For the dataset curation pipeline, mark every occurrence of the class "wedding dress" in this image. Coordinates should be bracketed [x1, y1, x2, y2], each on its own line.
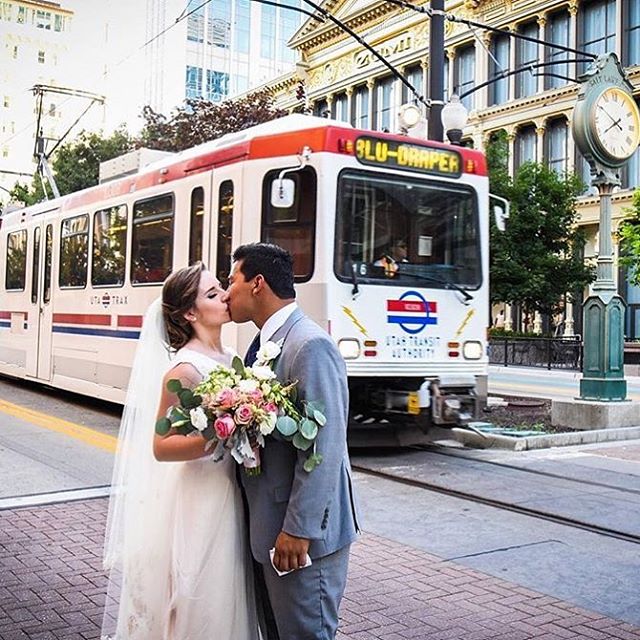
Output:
[102, 300, 259, 639]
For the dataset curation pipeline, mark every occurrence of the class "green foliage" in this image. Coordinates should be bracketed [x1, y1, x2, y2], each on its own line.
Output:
[487, 146, 595, 316]
[138, 89, 288, 152]
[10, 127, 134, 206]
[618, 188, 640, 287]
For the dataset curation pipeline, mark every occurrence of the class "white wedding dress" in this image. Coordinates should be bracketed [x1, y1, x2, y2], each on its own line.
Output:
[102, 302, 260, 640]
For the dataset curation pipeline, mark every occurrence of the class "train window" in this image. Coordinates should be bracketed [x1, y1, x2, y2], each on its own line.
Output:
[44, 224, 52, 303]
[189, 187, 204, 265]
[131, 193, 174, 285]
[216, 181, 233, 286]
[92, 204, 127, 287]
[261, 167, 317, 282]
[31, 227, 41, 303]
[5, 229, 27, 291]
[59, 214, 89, 288]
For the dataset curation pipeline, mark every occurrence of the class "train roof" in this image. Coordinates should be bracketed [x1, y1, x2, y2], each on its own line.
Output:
[2, 114, 487, 223]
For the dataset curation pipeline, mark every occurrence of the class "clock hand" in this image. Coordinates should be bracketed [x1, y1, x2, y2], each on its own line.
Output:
[597, 104, 619, 126]
[604, 118, 623, 133]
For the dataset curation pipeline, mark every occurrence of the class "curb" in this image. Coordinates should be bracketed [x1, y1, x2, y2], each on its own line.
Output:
[449, 425, 640, 451]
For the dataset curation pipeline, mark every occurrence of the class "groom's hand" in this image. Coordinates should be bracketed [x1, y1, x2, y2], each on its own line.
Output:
[273, 531, 310, 572]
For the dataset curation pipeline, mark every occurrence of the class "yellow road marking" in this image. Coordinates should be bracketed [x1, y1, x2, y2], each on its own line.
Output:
[0, 398, 117, 453]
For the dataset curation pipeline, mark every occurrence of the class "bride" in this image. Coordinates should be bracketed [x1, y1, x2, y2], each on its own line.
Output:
[101, 262, 260, 639]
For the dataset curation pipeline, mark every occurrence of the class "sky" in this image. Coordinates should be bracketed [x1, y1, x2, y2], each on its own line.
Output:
[63, 0, 150, 134]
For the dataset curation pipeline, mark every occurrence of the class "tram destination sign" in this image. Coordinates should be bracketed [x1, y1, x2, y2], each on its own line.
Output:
[354, 136, 462, 177]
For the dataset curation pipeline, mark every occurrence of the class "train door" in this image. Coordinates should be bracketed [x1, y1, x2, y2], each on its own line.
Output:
[34, 220, 54, 381]
[210, 167, 243, 350]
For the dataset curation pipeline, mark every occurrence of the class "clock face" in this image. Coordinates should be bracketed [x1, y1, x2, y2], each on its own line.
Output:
[592, 87, 640, 162]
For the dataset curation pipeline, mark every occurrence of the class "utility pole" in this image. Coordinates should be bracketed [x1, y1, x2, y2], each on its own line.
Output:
[428, 0, 445, 141]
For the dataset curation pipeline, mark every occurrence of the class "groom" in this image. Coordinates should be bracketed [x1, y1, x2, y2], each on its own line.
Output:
[224, 242, 360, 640]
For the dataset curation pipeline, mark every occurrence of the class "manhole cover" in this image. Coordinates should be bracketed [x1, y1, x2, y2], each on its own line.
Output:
[507, 399, 546, 408]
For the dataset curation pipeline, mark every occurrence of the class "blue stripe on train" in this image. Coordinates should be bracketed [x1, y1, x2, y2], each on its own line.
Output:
[0, 321, 28, 329]
[52, 326, 140, 339]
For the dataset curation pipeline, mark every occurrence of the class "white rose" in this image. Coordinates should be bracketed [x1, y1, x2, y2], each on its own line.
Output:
[189, 407, 209, 432]
[256, 341, 281, 364]
[238, 379, 259, 394]
[259, 412, 277, 435]
[251, 365, 277, 381]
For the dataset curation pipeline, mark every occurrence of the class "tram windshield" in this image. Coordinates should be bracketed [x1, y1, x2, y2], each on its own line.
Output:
[335, 170, 481, 289]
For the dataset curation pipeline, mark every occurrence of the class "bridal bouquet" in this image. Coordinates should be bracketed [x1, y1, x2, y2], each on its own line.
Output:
[155, 341, 326, 474]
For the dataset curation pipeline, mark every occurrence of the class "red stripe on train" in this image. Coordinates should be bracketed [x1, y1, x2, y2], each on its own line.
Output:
[0, 311, 28, 320]
[117, 315, 143, 328]
[52, 313, 111, 326]
[386, 300, 437, 313]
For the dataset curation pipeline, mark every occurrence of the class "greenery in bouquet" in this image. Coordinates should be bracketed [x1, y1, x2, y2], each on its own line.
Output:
[155, 341, 326, 473]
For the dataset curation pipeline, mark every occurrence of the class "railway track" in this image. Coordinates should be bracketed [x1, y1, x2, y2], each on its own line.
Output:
[352, 451, 640, 546]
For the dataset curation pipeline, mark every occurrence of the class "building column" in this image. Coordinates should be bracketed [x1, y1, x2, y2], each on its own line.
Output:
[504, 303, 513, 331]
[507, 129, 516, 176]
[564, 299, 575, 336]
[326, 93, 334, 118]
[367, 78, 375, 129]
[568, 1, 578, 81]
[536, 123, 546, 164]
[508, 23, 517, 100]
[534, 311, 543, 334]
[475, 32, 492, 110]
[537, 15, 547, 93]
[445, 46, 456, 98]
[345, 86, 353, 125]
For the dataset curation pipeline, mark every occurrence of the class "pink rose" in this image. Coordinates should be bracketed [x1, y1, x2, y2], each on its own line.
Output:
[216, 387, 237, 409]
[264, 402, 278, 414]
[235, 403, 254, 425]
[214, 414, 236, 439]
[249, 389, 264, 404]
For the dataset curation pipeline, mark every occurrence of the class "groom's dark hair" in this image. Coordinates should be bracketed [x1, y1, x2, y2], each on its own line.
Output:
[233, 243, 296, 299]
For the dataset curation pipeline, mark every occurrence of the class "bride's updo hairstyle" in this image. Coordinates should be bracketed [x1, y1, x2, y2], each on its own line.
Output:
[162, 262, 206, 350]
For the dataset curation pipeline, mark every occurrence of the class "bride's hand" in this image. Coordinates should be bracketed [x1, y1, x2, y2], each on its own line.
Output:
[272, 531, 310, 572]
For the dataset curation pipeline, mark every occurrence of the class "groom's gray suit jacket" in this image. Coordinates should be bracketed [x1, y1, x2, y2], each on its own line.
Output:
[241, 308, 360, 564]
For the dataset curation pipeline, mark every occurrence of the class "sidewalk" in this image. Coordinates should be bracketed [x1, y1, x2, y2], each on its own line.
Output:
[1, 497, 638, 640]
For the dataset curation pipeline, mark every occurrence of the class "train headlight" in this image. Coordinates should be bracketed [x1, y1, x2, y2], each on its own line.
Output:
[338, 338, 360, 359]
[463, 340, 483, 360]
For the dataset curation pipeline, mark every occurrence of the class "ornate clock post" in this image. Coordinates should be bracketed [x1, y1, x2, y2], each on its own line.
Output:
[572, 53, 640, 401]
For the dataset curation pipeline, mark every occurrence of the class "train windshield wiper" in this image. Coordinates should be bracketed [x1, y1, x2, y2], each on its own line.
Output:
[396, 269, 474, 302]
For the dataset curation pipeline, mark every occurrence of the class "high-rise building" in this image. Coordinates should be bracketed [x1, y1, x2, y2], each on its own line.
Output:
[142, 0, 304, 117]
[0, 0, 105, 198]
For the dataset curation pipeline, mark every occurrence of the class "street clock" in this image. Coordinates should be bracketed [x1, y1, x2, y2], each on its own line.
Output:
[572, 53, 640, 170]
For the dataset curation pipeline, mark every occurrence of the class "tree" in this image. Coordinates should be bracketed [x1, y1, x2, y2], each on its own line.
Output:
[617, 188, 640, 287]
[487, 148, 595, 318]
[138, 89, 288, 152]
[10, 126, 134, 205]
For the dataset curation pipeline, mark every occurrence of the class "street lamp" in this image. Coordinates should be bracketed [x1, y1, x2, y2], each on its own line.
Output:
[441, 94, 468, 145]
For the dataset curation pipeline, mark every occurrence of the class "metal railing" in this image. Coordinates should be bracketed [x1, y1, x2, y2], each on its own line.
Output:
[488, 336, 583, 370]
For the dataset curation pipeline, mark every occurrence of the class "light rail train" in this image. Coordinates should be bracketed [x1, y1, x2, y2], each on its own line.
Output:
[0, 114, 500, 436]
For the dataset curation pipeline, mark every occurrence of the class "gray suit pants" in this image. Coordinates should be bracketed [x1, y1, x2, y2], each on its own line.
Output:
[261, 544, 351, 640]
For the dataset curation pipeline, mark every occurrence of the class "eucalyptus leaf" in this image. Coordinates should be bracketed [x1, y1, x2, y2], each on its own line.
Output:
[178, 389, 194, 406]
[231, 355, 245, 376]
[276, 415, 298, 436]
[303, 454, 323, 472]
[299, 418, 318, 440]
[155, 417, 171, 436]
[313, 410, 326, 426]
[176, 424, 192, 435]
[292, 431, 314, 451]
[167, 378, 182, 394]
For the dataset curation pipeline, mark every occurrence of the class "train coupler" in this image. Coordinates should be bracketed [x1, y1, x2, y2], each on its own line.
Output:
[430, 375, 478, 426]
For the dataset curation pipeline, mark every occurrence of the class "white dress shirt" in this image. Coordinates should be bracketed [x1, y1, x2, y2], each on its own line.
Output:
[260, 302, 298, 345]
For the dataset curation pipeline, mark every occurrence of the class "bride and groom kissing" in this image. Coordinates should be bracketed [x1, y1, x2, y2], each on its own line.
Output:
[102, 242, 361, 639]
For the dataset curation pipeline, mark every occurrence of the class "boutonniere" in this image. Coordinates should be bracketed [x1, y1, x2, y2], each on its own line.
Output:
[255, 339, 284, 365]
